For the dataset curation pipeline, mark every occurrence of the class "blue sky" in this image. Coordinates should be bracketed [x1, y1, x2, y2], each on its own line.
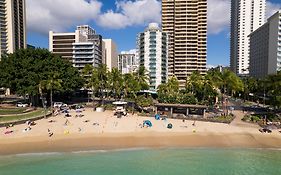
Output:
[27, 0, 281, 67]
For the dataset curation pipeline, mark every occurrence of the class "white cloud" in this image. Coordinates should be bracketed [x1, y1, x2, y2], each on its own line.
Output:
[26, 0, 281, 36]
[97, 10, 130, 29]
[26, 0, 102, 34]
[207, 0, 230, 34]
[121, 49, 137, 54]
[97, 0, 161, 29]
[266, 2, 281, 18]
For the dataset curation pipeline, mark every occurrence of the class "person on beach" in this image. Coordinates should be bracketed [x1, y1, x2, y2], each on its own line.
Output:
[47, 129, 53, 137]
[192, 121, 196, 126]
[64, 119, 70, 126]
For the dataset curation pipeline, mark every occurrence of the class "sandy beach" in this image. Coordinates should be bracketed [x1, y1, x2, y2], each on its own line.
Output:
[1, 108, 281, 155]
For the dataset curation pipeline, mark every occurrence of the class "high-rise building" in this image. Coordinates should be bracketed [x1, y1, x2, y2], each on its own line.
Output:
[249, 10, 281, 78]
[137, 23, 168, 91]
[0, 0, 26, 59]
[118, 51, 138, 74]
[162, 0, 207, 87]
[49, 25, 103, 71]
[230, 0, 266, 75]
[102, 39, 118, 71]
[49, 31, 78, 61]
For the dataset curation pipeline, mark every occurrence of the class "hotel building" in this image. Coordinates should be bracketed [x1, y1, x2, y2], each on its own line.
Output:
[137, 23, 168, 91]
[249, 10, 281, 78]
[162, 0, 207, 87]
[102, 39, 118, 71]
[230, 0, 266, 75]
[0, 0, 26, 59]
[49, 25, 102, 71]
[118, 51, 138, 74]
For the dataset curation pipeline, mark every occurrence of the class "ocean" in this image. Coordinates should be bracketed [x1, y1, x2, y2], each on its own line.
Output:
[0, 148, 280, 175]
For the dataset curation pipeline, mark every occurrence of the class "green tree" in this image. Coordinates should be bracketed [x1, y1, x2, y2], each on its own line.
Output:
[109, 68, 124, 99]
[219, 69, 244, 95]
[157, 76, 181, 104]
[0, 48, 83, 106]
[134, 66, 149, 90]
[82, 65, 98, 104]
[242, 77, 258, 101]
[40, 73, 62, 114]
[263, 72, 281, 109]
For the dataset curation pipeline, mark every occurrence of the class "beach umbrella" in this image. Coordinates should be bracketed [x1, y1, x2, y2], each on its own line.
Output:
[155, 114, 161, 120]
[143, 120, 152, 127]
[167, 123, 173, 129]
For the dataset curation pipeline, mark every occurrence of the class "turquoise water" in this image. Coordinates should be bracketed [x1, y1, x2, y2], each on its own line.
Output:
[0, 148, 281, 175]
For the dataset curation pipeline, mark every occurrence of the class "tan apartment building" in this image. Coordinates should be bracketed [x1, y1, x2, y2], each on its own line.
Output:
[49, 31, 79, 61]
[162, 0, 207, 87]
[0, 0, 26, 59]
[102, 39, 118, 71]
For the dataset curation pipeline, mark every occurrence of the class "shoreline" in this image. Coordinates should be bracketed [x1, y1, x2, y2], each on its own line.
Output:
[1, 132, 281, 155]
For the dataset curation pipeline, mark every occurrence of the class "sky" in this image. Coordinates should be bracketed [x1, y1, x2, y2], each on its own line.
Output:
[26, 0, 281, 67]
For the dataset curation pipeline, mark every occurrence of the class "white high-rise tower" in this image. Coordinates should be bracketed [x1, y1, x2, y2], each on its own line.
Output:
[137, 23, 169, 91]
[230, 0, 266, 75]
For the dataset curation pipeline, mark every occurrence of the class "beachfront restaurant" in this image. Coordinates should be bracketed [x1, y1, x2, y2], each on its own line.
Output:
[155, 103, 207, 118]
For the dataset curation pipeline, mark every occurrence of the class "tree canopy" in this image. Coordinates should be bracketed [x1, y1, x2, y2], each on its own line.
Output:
[0, 48, 84, 99]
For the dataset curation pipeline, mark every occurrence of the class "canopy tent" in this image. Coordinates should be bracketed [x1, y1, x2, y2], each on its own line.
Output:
[155, 114, 160, 120]
[167, 123, 173, 129]
[143, 120, 152, 127]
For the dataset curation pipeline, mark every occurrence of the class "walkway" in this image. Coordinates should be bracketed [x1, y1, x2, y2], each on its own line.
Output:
[230, 109, 259, 129]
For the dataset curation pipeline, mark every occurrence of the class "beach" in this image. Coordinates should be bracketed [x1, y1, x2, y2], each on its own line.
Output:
[1, 108, 281, 155]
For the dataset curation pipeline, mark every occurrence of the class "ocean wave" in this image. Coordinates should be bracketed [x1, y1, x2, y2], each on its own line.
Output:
[72, 147, 149, 154]
[14, 152, 62, 157]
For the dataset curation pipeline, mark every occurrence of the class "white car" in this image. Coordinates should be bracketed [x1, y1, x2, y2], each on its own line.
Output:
[53, 102, 67, 108]
[16, 102, 28, 107]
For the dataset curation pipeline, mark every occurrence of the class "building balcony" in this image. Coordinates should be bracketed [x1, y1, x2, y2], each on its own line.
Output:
[73, 51, 94, 54]
[73, 46, 94, 50]
[73, 55, 94, 58]
[73, 60, 94, 64]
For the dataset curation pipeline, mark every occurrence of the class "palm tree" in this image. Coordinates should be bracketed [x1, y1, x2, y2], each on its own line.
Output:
[185, 71, 205, 102]
[82, 64, 94, 102]
[82, 65, 99, 107]
[110, 68, 124, 99]
[242, 77, 258, 101]
[218, 69, 243, 115]
[263, 72, 281, 109]
[135, 66, 149, 90]
[41, 73, 62, 115]
[96, 64, 109, 105]
[157, 76, 180, 103]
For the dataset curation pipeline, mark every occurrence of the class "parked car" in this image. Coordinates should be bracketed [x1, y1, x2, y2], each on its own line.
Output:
[16, 102, 28, 108]
[259, 128, 272, 133]
[53, 102, 67, 108]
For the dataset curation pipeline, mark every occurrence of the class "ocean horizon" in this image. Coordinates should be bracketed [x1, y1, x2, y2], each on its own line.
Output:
[0, 148, 281, 175]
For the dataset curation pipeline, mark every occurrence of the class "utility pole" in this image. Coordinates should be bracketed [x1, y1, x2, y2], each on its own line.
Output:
[263, 85, 265, 107]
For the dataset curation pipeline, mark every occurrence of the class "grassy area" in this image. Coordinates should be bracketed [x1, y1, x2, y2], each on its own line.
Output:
[0, 108, 48, 123]
[242, 101, 255, 107]
[242, 113, 281, 123]
[0, 108, 27, 115]
[209, 115, 235, 123]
